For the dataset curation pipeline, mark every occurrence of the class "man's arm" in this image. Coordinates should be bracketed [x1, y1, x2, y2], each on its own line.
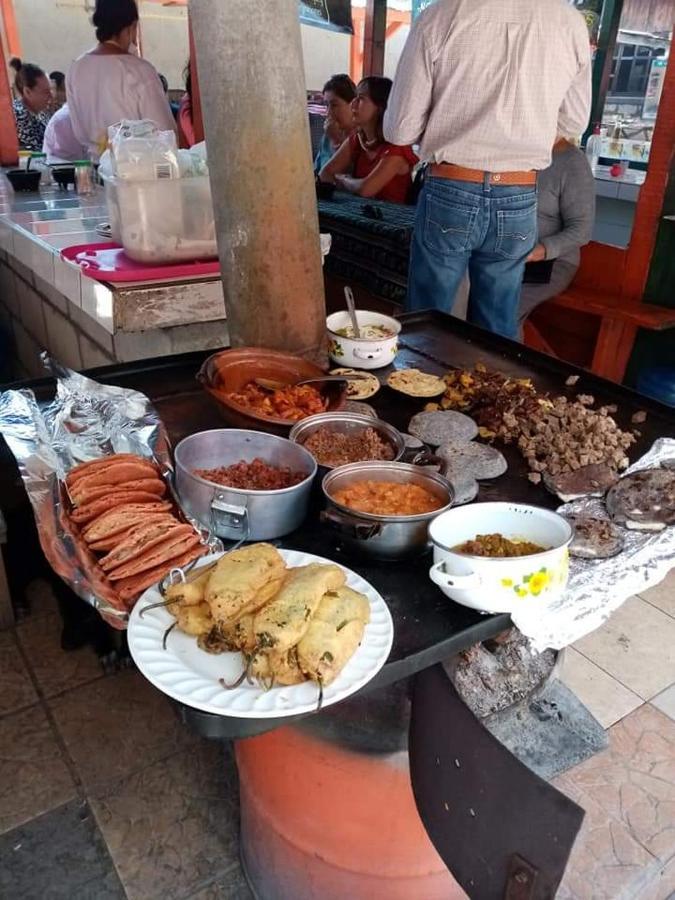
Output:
[557, 19, 592, 138]
[383, 18, 433, 147]
[541, 153, 596, 260]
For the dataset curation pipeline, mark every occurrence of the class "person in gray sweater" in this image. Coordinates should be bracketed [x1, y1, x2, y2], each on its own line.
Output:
[519, 138, 595, 325]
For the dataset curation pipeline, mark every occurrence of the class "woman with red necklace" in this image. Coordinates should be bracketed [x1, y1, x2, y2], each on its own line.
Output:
[319, 76, 418, 205]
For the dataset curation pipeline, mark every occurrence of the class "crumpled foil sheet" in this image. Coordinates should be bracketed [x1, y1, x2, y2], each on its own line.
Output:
[0, 360, 220, 629]
[512, 437, 675, 652]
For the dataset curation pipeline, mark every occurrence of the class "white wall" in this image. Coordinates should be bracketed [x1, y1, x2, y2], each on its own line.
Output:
[300, 24, 351, 91]
[384, 25, 409, 79]
[12, 0, 188, 89]
[139, 3, 189, 88]
[10, 3, 403, 94]
[13, 0, 92, 78]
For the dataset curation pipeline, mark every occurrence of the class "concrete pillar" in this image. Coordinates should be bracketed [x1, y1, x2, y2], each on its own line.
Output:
[190, 0, 326, 357]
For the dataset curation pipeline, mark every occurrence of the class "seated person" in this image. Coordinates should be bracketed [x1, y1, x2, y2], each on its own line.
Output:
[43, 103, 87, 163]
[519, 137, 595, 326]
[314, 73, 356, 172]
[13, 63, 53, 151]
[319, 76, 418, 204]
[178, 60, 196, 148]
[50, 70, 67, 110]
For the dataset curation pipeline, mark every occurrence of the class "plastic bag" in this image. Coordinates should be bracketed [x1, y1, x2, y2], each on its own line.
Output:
[108, 119, 180, 182]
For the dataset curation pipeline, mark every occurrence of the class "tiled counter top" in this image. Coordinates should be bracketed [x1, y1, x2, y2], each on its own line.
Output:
[591, 166, 646, 249]
[593, 165, 646, 204]
[0, 178, 228, 378]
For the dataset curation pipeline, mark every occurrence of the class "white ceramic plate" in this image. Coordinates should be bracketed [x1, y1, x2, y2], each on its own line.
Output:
[127, 549, 394, 718]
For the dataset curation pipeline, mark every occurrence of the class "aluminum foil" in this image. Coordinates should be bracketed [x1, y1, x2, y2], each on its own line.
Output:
[512, 438, 675, 652]
[0, 359, 221, 629]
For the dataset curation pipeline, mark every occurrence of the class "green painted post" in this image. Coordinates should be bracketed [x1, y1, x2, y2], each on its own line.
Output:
[584, 0, 624, 144]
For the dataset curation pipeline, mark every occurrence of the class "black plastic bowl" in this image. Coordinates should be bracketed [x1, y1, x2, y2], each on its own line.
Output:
[7, 169, 41, 192]
[51, 166, 76, 190]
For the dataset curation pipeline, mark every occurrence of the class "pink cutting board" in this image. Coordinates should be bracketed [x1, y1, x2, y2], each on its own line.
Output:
[61, 243, 220, 283]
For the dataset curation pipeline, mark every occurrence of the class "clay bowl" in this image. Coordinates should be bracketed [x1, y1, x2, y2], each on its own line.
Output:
[197, 347, 348, 435]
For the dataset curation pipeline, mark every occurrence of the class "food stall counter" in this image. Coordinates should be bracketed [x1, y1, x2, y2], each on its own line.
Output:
[0, 176, 228, 379]
[2, 310, 674, 900]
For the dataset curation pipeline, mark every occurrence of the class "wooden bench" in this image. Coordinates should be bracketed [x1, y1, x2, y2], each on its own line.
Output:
[523, 242, 675, 382]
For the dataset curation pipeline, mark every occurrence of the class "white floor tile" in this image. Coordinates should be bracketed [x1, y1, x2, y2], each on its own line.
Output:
[558, 647, 643, 728]
[640, 568, 675, 619]
[574, 596, 675, 701]
[651, 684, 675, 723]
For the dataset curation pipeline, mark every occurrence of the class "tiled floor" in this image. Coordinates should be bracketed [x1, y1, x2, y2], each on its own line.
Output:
[0, 571, 674, 899]
[0, 588, 251, 900]
[555, 569, 675, 899]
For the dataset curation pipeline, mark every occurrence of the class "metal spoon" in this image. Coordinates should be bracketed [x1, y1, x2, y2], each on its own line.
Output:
[254, 375, 362, 392]
[344, 286, 361, 338]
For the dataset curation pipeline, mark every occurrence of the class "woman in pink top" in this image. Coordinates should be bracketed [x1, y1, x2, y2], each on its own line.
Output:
[66, 0, 175, 162]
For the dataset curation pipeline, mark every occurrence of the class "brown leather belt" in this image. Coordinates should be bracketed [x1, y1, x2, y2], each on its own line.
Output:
[430, 162, 537, 186]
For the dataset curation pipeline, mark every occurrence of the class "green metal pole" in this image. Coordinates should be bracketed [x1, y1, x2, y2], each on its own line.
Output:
[584, 0, 624, 144]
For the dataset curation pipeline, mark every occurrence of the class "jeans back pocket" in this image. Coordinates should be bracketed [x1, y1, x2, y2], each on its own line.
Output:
[423, 191, 478, 259]
[495, 203, 537, 260]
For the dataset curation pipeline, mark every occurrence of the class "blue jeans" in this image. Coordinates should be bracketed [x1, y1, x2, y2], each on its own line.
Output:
[407, 177, 537, 339]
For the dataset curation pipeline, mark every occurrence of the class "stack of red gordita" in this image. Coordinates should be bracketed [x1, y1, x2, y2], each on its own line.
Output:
[65, 453, 205, 604]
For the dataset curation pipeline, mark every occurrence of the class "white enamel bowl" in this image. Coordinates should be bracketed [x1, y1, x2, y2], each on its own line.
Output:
[326, 310, 401, 370]
[428, 502, 572, 614]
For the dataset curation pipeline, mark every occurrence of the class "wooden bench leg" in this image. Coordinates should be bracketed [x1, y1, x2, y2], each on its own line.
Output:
[591, 317, 637, 382]
[523, 320, 558, 357]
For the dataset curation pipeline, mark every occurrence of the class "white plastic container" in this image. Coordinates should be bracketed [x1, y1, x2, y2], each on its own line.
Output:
[103, 174, 218, 264]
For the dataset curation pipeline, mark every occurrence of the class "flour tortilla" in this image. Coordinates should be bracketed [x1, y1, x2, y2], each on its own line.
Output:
[409, 411, 478, 447]
[387, 369, 446, 398]
[330, 369, 380, 400]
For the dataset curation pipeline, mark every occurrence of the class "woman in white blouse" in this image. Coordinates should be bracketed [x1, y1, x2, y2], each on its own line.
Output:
[66, 0, 175, 162]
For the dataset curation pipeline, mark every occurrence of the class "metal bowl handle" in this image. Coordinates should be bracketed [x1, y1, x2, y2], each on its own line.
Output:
[429, 560, 482, 591]
[404, 448, 455, 482]
[321, 507, 382, 541]
[353, 346, 385, 360]
[211, 495, 249, 535]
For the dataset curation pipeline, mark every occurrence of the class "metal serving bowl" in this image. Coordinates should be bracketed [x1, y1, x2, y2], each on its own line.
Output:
[322, 461, 454, 560]
[289, 411, 406, 471]
[174, 429, 317, 541]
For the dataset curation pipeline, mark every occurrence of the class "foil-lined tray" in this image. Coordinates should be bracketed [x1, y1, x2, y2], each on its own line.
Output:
[0, 360, 221, 628]
[512, 438, 675, 652]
